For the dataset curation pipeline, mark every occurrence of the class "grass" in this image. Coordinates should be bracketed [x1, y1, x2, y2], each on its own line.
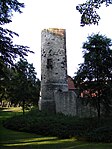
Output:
[0, 107, 112, 149]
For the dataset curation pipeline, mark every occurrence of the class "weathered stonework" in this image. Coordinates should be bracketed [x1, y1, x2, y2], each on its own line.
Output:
[55, 91, 77, 115]
[39, 28, 98, 117]
[40, 28, 68, 113]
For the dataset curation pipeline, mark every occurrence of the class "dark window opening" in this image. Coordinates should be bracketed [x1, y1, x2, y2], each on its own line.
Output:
[47, 42, 50, 45]
[47, 58, 53, 69]
[58, 89, 62, 92]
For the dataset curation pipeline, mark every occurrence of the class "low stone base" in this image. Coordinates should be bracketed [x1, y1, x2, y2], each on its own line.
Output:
[38, 99, 56, 113]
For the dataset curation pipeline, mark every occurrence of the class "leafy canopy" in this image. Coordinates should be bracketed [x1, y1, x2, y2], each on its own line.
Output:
[0, 0, 34, 100]
[76, 0, 112, 26]
[0, 0, 24, 25]
[74, 33, 112, 117]
[0, 0, 34, 78]
[6, 59, 40, 112]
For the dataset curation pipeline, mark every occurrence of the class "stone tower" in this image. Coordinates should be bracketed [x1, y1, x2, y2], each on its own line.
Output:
[40, 28, 68, 113]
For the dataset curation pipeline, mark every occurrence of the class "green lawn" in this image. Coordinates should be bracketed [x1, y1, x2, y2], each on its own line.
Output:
[0, 107, 112, 149]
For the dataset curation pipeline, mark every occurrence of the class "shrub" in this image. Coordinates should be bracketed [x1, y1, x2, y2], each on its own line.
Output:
[3, 109, 112, 142]
[85, 126, 112, 142]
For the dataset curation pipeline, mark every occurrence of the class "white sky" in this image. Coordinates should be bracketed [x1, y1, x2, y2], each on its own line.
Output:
[5, 0, 112, 79]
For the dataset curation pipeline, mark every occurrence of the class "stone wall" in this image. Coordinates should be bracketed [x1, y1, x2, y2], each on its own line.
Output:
[55, 91, 77, 116]
[54, 90, 97, 117]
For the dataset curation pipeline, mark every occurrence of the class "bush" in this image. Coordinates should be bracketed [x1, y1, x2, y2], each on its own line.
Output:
[3, 109, 112, 142]
[85, 126, 112, 142]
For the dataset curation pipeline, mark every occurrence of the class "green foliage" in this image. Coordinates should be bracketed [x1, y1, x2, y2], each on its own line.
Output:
[0, 0, 24, 25]
[86, 126, 112, 142]
[76, 0, 112, 26]
[3, 109, 112, 142]
[1, 108, 112, 149]
[0, 27, 33, 82]
[0, 1, 39, 110]
[74, 33, 112, 118]
[6, 59, 40, 113]
[0, 0, 34, 100]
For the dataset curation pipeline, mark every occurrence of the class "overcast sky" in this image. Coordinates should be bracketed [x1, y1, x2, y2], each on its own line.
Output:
[5, 0, 112, 79]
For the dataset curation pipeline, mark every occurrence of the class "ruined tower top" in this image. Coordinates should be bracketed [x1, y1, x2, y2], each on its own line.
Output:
[45, 28, 65, 36]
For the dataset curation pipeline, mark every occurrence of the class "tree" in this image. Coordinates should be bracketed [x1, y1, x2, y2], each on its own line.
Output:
[0, 0, 25, 25]
[8, 59, 40, 114]
[0, 65, 11, 106]
[0, 0, 34, 97]
[76, 0, 112, 26]
[0, 0, 33, 71]
[74, 33, 112, 118]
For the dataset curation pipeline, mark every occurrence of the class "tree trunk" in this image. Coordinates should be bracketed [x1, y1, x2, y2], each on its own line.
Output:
[22, 99, 25, 115]
[97, 98, 101, 118]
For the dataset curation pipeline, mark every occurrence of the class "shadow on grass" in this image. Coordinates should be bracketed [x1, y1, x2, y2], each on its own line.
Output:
[0, 107, 112, 149]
